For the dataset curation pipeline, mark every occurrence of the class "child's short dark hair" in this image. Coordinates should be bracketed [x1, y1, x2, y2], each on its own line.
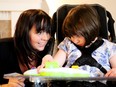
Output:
[62, 4, 100, 45]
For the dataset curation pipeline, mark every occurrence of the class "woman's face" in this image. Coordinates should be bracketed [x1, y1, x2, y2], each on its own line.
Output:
[29, 25, 51, 51]
[70, 35, 86, 47]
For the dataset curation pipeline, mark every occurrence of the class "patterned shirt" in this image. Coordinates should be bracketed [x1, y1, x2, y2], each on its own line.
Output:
[58, 37, 116, 77]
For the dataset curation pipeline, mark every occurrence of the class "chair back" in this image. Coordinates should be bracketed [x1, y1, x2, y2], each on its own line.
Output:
[52, 4, 116, 44]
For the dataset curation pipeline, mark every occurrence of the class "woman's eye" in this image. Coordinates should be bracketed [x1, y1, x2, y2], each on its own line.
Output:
[38, 31, 43, 35]
[38, 32, 41, 35]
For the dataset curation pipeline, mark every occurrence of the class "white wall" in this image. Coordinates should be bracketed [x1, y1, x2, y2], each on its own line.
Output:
[45, 0, 116, 34]
[0, 0, 42, 36]
[0, 0, 116, 35]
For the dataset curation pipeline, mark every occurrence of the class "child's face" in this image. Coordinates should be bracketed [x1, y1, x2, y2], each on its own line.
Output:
[70, 35, 86, 47]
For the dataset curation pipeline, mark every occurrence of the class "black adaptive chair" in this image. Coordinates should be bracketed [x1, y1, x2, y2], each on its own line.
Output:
[52, 4, 116, 45]
[52, 4, 116, 87]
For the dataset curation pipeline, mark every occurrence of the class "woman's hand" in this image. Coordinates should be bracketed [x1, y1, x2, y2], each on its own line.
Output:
[2, 77, 25, 87]
[37, 54, 53, 72]
[105, 68, 116, 77]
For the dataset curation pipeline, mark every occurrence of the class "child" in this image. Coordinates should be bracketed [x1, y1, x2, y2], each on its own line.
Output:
[38, 4, 116, 87]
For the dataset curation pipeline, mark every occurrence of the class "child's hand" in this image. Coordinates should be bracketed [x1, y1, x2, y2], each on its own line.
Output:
[105, 68, 116, 77]
[45, 61, 59, 69]
[37, 54, 54, 73]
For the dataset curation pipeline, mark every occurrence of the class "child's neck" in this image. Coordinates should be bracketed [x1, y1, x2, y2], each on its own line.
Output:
[85, 37, 98, 48]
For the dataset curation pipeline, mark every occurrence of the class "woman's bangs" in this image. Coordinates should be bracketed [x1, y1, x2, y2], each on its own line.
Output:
[34, 15, 51, 34]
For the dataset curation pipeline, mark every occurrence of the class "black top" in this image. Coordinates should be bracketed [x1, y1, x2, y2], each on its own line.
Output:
[0, 38, 22, 84]
[0, 37, 54, 86]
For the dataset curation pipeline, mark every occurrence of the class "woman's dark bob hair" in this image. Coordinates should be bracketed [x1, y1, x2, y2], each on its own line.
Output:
[14, 9, 53, 67]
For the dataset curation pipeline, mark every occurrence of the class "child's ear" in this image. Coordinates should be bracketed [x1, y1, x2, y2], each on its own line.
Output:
[75, 39, 80, 45]
[77, 40, 80, 44]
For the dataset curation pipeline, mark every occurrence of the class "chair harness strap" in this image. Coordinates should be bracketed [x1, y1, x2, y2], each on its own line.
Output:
[70, 38, 107, 74]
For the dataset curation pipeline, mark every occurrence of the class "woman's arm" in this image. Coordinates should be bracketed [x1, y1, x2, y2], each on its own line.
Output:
[1, 77, 25, 87]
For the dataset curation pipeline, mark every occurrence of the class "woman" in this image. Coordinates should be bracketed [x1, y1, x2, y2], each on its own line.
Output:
[0, 9, 54, 87]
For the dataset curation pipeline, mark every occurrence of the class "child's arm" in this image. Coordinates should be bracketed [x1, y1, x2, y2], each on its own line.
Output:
[105, 55, 116, 77]
[37, 49, 66, 72]
[53, 49, 67, 67]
